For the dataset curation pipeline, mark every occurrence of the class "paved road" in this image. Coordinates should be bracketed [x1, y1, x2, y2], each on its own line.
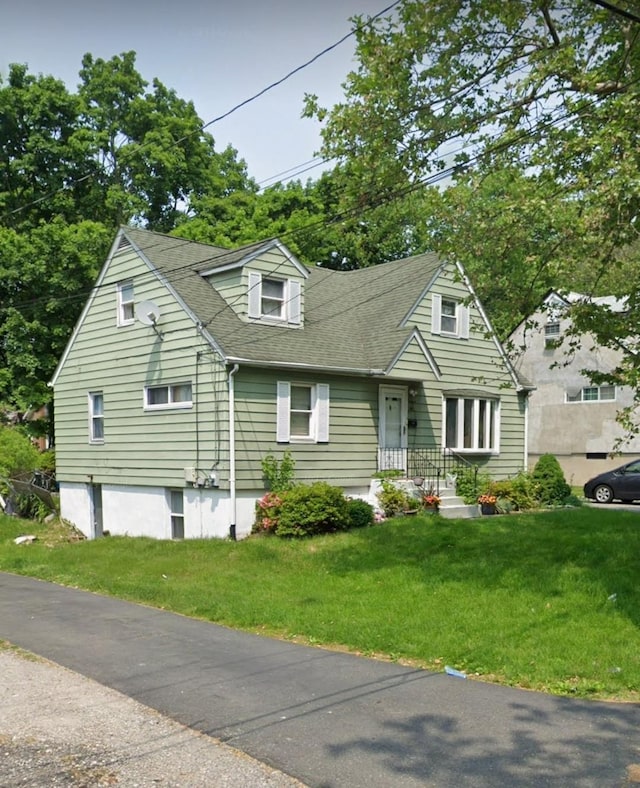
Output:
[1, 572, 639, 787]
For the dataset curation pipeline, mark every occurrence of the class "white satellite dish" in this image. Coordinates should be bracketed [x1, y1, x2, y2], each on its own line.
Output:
[134, 300, 161, 326]
[134, 300, 163, 339]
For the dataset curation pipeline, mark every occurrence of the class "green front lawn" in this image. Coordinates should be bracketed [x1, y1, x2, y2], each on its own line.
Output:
[1, 508, 639, 700]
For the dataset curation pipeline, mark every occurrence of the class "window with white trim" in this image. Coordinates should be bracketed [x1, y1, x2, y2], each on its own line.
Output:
[441, 299, 458, 334]
[566, 385, 616, 403]
[544, 321, 561, 347]
[277, 381, 329, 443]
[88, 391, 104, 443]
[261, 278, 285, 318]
[117, 280, 135, 325]
[248, 272, 301, 324]
[144, 382, 192, 410]
[169, 490, 184, 539]
[431, 294, 469, 339]
[444, 396, 498, 452]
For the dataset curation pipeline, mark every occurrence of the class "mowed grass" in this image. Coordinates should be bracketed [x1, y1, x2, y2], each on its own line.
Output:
[1, 507, 639, 700]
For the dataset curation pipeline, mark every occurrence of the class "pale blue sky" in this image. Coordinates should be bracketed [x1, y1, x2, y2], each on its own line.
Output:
[1, 0, 388, 184]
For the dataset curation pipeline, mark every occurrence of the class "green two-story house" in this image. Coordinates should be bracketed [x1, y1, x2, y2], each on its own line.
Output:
[51, 227, 530, 539]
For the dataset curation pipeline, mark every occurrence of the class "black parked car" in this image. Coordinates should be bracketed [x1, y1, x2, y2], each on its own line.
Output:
[583, 459, 640, 503]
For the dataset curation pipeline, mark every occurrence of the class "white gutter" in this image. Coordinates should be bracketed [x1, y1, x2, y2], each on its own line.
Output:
[228, 364, 240, 540]
[225, 357, 385, 376]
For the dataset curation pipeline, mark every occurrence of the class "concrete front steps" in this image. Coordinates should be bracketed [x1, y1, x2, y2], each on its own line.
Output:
[367, 479, 481, 519]
[437, 488, 481, 519]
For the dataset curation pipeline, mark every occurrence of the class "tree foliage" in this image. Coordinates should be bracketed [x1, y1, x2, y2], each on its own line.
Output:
[307, 0, 640, 341]
[0, 53, 255, 414]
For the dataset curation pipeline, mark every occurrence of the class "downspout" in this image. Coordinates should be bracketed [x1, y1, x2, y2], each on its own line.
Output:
[228, 364, 240, 540]
[524, 391, 530, 471]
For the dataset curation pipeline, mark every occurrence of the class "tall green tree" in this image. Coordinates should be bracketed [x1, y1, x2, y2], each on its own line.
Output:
[306, 0, 640, 337]
[177, 167, 432, 270]
[0, 53, 256, 415]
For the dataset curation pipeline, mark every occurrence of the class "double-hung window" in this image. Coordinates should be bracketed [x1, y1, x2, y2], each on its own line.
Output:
[88, 391, 104, 443]
[277, 382, 329, 443]
[248, 272, 301, 324]
[261, 278, 285, 318]
[441, 299, 458, 334]
[444, 396, 498, 452]
[544, 321, 561, 347]
[144, 382, 192, 410]
[431, 294, 469, 338]
[117, 280, 135, 325]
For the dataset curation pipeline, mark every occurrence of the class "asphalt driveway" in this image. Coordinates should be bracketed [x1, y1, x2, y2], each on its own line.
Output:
[1, 572, 639, 787]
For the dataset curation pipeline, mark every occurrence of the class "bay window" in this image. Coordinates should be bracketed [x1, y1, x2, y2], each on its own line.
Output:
[444, 396, 498, 452]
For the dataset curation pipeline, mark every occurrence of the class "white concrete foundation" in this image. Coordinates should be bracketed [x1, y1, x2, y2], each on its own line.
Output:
[59, 482, 258, 540]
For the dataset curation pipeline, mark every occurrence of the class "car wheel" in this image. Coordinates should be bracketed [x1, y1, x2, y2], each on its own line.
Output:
[593, 484, 614, 503]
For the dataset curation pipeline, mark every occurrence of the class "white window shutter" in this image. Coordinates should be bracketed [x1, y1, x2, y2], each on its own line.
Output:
[315, 384, 330, 443]
[288, 280, 301, 324]
[248, 271, 261, 318]
[431, 294, 441, 335]
[276, 381, 290, 442]
[459, 305, 470, 339]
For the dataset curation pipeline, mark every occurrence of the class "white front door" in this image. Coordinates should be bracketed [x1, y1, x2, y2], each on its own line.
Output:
[379, 385, 408, 471]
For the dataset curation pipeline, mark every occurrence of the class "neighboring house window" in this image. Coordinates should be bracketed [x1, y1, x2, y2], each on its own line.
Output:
[117, 280, 135, 325]
[431, 294, 469, 338]
[248, 271, 301, 324]
[169, 490, 184, 539]
[566, 385, 616, 403]
[277, 381, 329, 443]
[88, 392, 104, 443]
[544, 321, 561, 347]
[144, 382, 192, 409]
[444, 396, 498, 452]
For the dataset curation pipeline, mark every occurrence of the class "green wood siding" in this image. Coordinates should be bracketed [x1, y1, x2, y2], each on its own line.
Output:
[389, 264, 526, 478]
[55, 245, 525, 496]
[204, 249, 307, 323]
[234, 368, 379, 488]
[204, 269, 244, 315]
[54, 247, 230, 487]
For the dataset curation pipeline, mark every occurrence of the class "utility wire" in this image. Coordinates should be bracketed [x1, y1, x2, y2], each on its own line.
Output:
[1, 79, 628, 323]
[586, 0, 640, 25]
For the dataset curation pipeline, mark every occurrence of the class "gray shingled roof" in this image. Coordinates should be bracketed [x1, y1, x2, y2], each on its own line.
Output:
[124, 227, 443, 373]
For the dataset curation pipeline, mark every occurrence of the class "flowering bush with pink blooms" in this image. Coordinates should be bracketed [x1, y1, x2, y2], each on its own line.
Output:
[253, 491, 285, 534]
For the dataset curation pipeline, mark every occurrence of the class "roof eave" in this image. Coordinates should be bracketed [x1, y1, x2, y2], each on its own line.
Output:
[225, 357, 385, 376]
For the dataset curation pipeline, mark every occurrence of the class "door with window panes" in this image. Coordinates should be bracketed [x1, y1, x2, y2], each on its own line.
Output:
[378, 385, 408, 470]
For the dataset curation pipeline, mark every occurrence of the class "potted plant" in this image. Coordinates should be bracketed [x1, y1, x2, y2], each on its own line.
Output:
[478, 493, 497, 515]
[422, 493, 441, 513]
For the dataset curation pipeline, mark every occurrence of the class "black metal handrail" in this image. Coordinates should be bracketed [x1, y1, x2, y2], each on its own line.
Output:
[378, 447, 479, 495]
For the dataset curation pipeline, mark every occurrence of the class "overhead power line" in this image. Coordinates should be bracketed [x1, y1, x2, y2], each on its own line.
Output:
[587, 0, 640, 25]
[3, 80, 622, 326]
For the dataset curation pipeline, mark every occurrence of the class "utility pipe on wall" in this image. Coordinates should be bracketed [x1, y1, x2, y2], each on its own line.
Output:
[228, 364, 239, 540]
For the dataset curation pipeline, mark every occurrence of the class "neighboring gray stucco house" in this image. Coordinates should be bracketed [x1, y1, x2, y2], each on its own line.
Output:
[51, 227, 529, 539]
[509, 290, 640, 485]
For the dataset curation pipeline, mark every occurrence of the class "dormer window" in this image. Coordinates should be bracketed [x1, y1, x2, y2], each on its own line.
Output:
[248, 271, 301, 325]
[261, 278, 285, 318]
